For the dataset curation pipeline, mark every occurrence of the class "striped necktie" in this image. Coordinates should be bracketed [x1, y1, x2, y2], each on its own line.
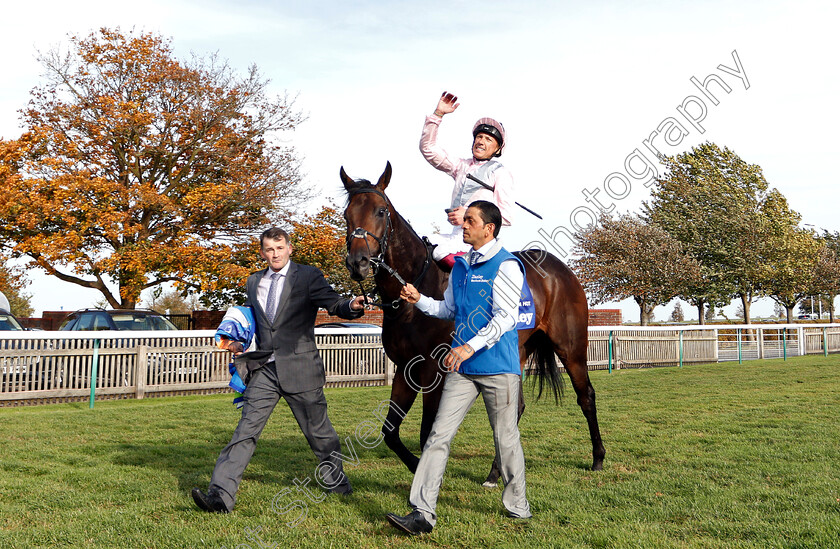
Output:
[469, 250, 482, 266]
[265, 272, 283, 322]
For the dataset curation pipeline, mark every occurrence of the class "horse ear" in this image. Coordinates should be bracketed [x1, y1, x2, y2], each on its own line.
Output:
[375, 161, 392, 191]
[340, 166, 354, 190]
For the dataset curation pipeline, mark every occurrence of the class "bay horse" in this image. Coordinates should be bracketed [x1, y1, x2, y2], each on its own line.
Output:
[341, 162, 605, 483]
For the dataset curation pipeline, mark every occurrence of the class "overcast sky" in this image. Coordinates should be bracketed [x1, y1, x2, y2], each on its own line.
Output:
[1, 0, 838, 320]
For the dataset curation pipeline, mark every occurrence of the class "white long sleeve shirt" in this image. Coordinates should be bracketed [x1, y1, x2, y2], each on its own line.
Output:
[415, 239, 524, 352]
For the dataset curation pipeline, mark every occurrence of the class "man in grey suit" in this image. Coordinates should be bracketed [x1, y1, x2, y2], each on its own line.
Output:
[192, 227, 366, 513]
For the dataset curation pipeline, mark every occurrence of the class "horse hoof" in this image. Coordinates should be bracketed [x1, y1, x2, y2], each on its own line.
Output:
[481, 481, 498, 489]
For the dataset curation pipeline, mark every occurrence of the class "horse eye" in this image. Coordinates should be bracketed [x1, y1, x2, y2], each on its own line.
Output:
[377, 207, 387, 217]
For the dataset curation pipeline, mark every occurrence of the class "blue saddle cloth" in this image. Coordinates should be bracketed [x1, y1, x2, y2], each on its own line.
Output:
[516, 278, 536, 330]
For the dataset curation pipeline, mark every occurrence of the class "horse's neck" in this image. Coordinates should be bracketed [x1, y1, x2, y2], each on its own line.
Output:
[378, 214, 439, 297]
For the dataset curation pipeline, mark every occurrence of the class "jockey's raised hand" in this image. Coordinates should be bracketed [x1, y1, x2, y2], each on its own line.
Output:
[434, 91, 459, 117]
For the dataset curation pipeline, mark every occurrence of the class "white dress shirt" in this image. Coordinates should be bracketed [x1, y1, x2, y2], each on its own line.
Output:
[257, 262, 290, 363]
[415, 238, 524, 352]
[257, 262, 291, 316]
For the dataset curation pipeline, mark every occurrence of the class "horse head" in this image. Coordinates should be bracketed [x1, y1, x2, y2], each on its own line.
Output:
[341, 161, 393, 281]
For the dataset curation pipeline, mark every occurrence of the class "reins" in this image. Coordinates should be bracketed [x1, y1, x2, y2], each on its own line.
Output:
[347, 186, 432, 310]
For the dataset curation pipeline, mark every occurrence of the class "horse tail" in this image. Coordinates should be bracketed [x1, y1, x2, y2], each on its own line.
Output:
[527, 330, 565, 404]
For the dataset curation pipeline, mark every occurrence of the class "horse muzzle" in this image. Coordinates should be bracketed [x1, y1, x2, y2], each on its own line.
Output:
[346, 253, 371, 281]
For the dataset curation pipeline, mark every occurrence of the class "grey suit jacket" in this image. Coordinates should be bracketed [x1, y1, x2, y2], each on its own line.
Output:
[234, 261, 362, 393]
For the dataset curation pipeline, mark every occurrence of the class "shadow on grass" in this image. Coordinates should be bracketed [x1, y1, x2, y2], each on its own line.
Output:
[109, 434, 546, 526]
[109, 434, 414, 516]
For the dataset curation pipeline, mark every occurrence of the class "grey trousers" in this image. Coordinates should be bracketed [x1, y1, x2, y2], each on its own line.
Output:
[409, 372, 531, 525]
[208, 362, 350, 510]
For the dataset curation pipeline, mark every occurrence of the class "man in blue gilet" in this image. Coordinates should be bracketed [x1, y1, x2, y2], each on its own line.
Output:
[386, 200, 531, 535]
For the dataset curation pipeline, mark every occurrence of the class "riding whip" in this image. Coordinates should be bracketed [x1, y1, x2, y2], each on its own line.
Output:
[464, 173, 543, 219]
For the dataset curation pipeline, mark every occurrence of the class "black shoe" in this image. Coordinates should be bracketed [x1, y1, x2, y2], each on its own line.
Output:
[330, 484, 353, 496]
[386, 510, 433, 535]
[191, 488, 230, 513]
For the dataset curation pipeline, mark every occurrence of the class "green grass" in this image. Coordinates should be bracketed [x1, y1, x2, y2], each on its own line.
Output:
[2, 355, 839, 548]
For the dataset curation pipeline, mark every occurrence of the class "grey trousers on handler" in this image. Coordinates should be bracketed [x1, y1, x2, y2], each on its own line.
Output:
[208, 362, 350, 510]
[410, 371, 531, 525]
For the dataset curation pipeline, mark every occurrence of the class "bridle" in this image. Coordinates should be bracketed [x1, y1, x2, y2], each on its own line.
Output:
[346, 186, 431, 310]
[346, 188, 394, 269]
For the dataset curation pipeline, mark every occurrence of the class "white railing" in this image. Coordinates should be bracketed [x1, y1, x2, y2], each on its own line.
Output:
[587, 323, 840, 372]
[2, 324, 837, 405]
[0, 328, 394, 406]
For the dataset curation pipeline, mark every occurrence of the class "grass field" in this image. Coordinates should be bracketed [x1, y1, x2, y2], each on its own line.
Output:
[1, 355, 839, 548]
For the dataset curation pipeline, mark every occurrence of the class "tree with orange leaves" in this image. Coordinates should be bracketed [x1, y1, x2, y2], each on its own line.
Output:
[0, 28, 309, 308]
[288, 203, 356, 298]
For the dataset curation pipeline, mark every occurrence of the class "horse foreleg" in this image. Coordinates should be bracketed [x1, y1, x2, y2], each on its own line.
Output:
[382, 370, 421, 473]
[483, 375, 526, 488]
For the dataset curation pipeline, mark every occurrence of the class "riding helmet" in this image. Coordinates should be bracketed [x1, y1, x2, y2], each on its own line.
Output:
[472, 117, 506, 157]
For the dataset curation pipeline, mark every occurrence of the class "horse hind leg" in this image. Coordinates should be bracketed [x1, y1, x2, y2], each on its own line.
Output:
[483, 375, 525, 488]
[558, 345, 605, 471]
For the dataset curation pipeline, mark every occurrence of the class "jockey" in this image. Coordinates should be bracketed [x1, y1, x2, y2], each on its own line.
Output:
[420, 91, 515, 269]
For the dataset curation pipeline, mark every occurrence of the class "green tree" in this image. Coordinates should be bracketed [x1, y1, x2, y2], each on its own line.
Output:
[644, 142, 774, 324]
[572, 214, 702, 326]
[669, 301, 684, 323]
[798, 296, 831, 318]
[704, 304, 717, 322]
[0, 28, 309, 310]
[809, 231, 840, 323]
[761, 194, 820, 323]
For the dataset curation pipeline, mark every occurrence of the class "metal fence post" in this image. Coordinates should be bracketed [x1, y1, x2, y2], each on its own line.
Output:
[824, 327, 828, 357]
[783, 329, 787, 360]
[679, 330, 683, 368]
[608, 330, 614, 373]
[89, 339, 100, 409]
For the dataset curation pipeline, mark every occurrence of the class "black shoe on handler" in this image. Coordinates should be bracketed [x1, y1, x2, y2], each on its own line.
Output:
[386, 510, 433, 535]
[191, 488, 230, 513]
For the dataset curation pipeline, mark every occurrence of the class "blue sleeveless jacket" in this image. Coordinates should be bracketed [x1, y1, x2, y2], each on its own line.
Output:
[451, 247, 523, 376]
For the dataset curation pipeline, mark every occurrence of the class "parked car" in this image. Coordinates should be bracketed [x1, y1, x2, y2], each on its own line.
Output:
[0, 310, 25, 331]
[797, 313, 818, 320]
[0, 291, 25, 330]
[0, 295, 46, 386]
[58, 309, 178, 331]
[55, 308, 218, 385]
